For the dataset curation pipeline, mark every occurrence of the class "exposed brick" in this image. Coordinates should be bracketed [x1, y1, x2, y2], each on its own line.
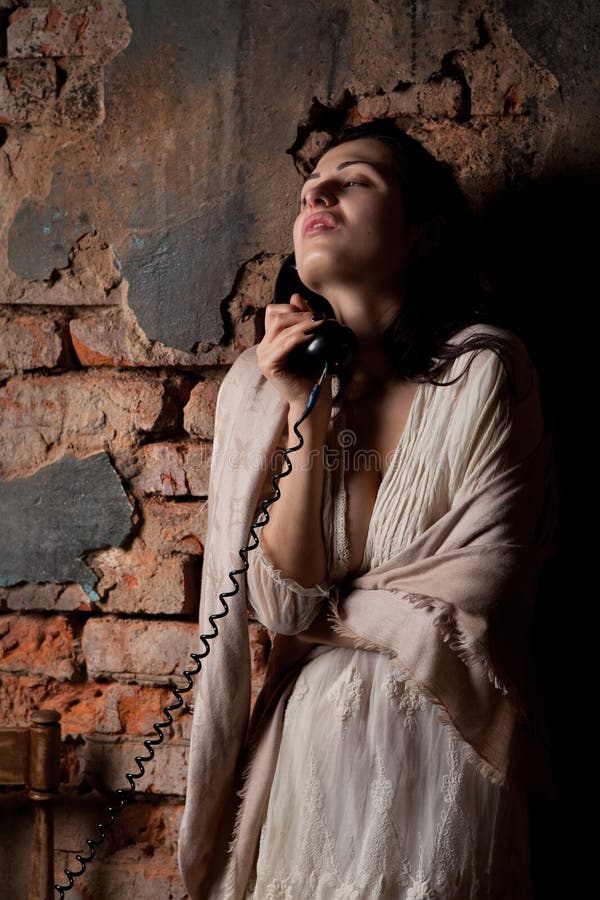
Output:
[0, 58, 56, 126]
[0, 673, 191, 741]
[130, 442, 188, 496]
[7, 3, 132, 62]
[53, 845, 187, 900]
[68, 307, 264, 369]
[140, 497, 208, 557]
[130, 441, 211, 498]
[448, 10, 559, 117]
[78, 735, 189, 796]
[70, 309, 142, 367]
[182, 442, 211, 496]
[356, 79, 464, 122]
[0, 613, 82, 681]
[183, 372, 225, 440]
[70, 230, 122, 292]
[0, 796, 186, 898]
[14, 270, 124, 305]
[55, 58, 104, 134]
[355, 86, 419, 121]
[54, 794, 184, 857]
[82, 617, 199, 682]
[0, 371, 171, 479]
[418, 79, 465, 119]
[0, 581, 91, 612]
[0, 314, 64, 375]
[91, 543, 201, 615]
[12, 230, 123, 307]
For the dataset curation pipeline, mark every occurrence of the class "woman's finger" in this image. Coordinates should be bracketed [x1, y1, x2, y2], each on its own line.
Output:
[259, 320, 325, 368]
[264, 304, 315, 339]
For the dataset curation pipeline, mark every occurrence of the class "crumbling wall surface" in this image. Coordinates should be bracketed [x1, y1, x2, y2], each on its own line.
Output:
[0, 0, 596, 896]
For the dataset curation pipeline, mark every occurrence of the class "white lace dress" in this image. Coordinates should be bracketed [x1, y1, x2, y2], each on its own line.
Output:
[243, 347, 535, 900]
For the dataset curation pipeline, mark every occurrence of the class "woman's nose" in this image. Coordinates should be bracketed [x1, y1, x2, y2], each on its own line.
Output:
[305, 186, 335, 209]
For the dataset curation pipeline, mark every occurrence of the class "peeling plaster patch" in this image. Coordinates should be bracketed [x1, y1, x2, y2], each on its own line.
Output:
[8, 196, 94, 280]
[116, 212, 237, 350]
[0, 452, 134, 600]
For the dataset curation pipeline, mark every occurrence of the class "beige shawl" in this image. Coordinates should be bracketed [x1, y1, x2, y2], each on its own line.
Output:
[178, 331, 558, 899]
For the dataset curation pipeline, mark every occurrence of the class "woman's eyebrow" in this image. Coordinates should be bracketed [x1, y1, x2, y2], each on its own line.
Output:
[303, 160, 383, 184]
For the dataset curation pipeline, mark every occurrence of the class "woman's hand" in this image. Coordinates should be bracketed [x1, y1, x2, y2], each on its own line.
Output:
[256, 293, 326, 408]
[254, 294, 331, 587]
[296, 601, 359, 649]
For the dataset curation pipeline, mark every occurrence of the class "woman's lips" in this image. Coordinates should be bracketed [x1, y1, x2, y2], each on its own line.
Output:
[303, 213, 339, 237]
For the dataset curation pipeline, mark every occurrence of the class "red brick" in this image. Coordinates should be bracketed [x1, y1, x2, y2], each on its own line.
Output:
[82, 617, 199, 681]
[0, 371, 169, 479]
[54, 57, 104, 133]
[55, 800, 185, 898]
[0, 674, 191, 741]
[7, 4, 132, 61]
[69, 309, 253, 369]
[70, 310, 142, 367]
[76, 736, 189, 796]
[182, 442, 211, 495]
[419, 80, 465, 118]
[140, 497, 208, 556]
[12, 232, 122, 306]
[0, 581, 91, 612]
[0, 59, 56, 126]
[356, 80, 464, 121]
[15, 270, 123, 305]
[53, 843, 187, 900]
[130, 441, 211, 498]
[0, 314, 64, 375]
[54, 794, 184, 857]
[92, 543, 201, 615]
[448, 11, 558, 117]
[131, 443, 188, 496]
[183, 372, 225, 440]
[0, 613, 81, 681]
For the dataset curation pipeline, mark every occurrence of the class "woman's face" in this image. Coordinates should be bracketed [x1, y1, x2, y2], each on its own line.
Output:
[292, 137, 421, 300]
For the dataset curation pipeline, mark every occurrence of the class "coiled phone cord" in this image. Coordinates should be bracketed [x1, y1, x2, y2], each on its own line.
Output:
[54, 361, 330, 897]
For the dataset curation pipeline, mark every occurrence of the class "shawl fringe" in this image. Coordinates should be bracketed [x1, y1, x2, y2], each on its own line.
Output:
[401, 590, 529, 722]
[326, 594, 511, 790]
[223, 727, 263, 897]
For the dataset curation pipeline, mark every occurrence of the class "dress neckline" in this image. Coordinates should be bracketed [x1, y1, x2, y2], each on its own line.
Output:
[338, 377, 427, 578]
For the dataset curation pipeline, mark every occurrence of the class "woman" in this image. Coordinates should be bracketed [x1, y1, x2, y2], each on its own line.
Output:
[178, 120, 557, 899]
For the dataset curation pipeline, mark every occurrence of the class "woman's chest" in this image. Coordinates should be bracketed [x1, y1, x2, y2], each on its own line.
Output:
[327, 380, 420, 574]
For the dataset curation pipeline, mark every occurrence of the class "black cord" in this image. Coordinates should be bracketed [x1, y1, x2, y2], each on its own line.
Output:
[54, 362, 330, 897]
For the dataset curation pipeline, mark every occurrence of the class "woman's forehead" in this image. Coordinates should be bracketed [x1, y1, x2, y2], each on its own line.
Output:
[307, 138, 400, 183]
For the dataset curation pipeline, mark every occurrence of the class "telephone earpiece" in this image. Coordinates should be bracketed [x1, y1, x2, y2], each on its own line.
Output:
[273, 253, 357, 377]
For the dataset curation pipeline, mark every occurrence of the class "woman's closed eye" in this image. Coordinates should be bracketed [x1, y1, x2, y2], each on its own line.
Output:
[300, 181, 367, 208]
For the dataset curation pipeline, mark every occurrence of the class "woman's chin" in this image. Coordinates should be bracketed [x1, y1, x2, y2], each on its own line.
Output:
[296, 257, 350, 297]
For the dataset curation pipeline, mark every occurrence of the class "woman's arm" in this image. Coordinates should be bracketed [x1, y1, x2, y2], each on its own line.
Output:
[255, 294, 332, 587]
[258, 380, 332, 587]
[295, 599, 358, 648]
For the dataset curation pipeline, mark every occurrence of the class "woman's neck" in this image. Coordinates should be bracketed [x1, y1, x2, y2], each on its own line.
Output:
[344, 340, 398, 404]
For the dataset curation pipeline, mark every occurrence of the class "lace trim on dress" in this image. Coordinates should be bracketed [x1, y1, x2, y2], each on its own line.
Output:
[253, 540, 331, 599]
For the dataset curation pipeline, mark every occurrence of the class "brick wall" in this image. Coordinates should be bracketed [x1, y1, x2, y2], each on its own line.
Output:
[0, 0, 596, 897]
[0, 2, 273, 895]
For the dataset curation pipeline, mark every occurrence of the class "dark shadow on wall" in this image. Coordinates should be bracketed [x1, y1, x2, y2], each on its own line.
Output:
[479, 171, 598, 899]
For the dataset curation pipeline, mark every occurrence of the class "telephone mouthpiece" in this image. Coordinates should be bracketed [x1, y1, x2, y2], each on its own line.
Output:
[287, 320, 357, 377]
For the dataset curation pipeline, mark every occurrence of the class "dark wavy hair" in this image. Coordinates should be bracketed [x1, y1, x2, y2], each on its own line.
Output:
[308, 119, 520, 394]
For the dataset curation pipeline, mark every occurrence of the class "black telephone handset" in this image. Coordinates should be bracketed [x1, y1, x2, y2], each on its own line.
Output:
[273, 252, 357, 377]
